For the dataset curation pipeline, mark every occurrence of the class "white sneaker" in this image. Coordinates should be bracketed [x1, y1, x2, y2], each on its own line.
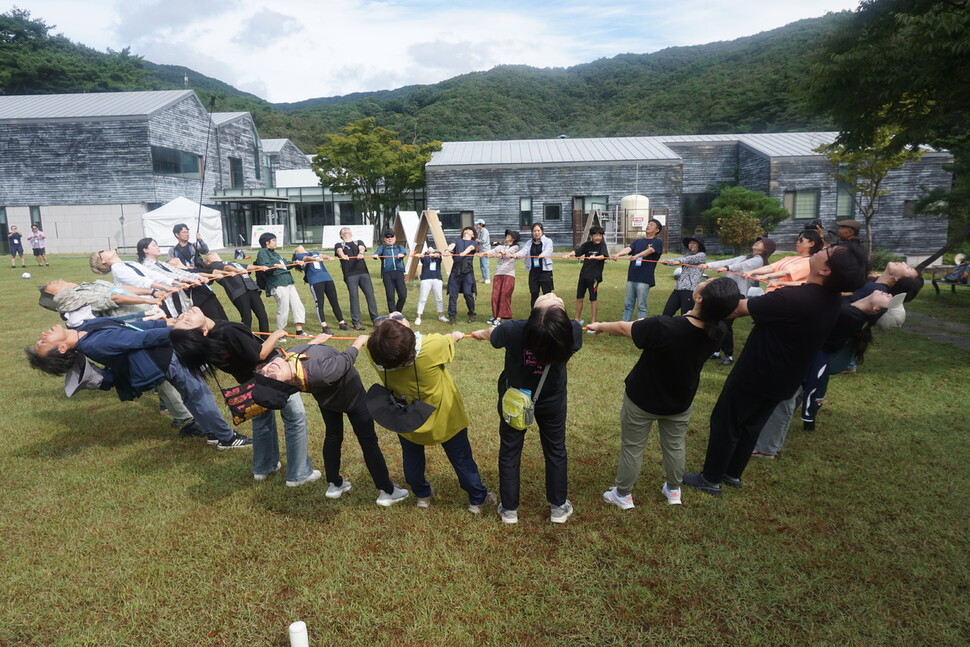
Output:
[550, 500, 574, 523]
[324, 479, 352, 497]
[416, 496, 432, 509]
[602, 486, 635, 510]
[437, 315, 449, 323]
[577, 319, 585, 326]
[484, 279, 490, 284]
[468, 491, 496, 514]
[497, 503, 518, 524]
[376, 485, 409, 507]
[414, 316, 422, 325]
[662, 483, 682, 505]
[286, 469, 323, 488]
[253, 461, 282, 481]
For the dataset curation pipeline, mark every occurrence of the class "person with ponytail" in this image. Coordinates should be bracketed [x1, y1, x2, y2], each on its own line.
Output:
[587, 277, 740, 507]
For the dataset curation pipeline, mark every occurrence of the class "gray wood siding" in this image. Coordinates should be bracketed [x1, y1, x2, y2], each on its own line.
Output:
[426, 162, 683, 244]
[274, 140, 312, 170]
[147, 95, 219, 202]
[766, 154, 952, 253]
[665, 142, 738, 192]
[0, 120, 155, 205]
[211, 115, 264, 191]
[738, 145, 770, 193]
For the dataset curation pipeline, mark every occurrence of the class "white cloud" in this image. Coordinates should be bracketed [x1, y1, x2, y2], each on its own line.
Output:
[19, 0, 862, 103]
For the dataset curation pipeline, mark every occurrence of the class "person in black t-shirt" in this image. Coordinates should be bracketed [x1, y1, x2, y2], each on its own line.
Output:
[588, 278, 740, 507]
[471, 292, 583, 524]
[683, 244, 868, 496]
[445, 226, 479, 323]
[564, 226, 609, 328]
[334, 227, 379, 330]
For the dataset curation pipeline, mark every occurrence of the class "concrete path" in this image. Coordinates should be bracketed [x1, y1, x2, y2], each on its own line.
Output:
[903, 312, 970, 351]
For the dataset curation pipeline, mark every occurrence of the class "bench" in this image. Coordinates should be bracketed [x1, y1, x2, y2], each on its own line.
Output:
[929, 265, 970, 295]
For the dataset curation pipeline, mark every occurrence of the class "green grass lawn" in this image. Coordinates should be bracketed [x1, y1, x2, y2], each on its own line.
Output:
[1, 253, 967, 645]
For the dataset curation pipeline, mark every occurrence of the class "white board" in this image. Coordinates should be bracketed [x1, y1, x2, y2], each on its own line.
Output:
[322, 225, 374, 250]
[397, 211, 421, 247]
[250, 224, 285, 248]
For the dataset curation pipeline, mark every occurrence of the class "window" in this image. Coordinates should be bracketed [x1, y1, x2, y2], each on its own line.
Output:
[519, 197, 533, 228]
[151, 145, 201, 178]
[836, 183, 854, 218]
[783, 189, 820, 220]
[543, 203, 561, 222]
[903, 200, 917, 218]
[30, 206, 43, 230]
[229, 157, 244, 189]
[437, 211, 461, 229]
[251, 126, 262, 181]
[584, 196, 608, 212]
[681, 192, 715, 237]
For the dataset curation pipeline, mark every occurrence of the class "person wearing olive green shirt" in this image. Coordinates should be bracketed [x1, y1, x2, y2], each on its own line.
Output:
[256, 233, 306, 335]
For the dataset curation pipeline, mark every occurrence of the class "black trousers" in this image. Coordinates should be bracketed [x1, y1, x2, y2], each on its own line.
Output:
[231, 289, 269, 332]
[318, 391, 394, 494]
[190, 285, 228, 321]
[497, 390, 568, 510]
[702, 386, 784, 482]
[381, 270, 407, 313]
[718, 318, 735, 356]
[528, 269, 554, 307]
[662, 289, 694, 317]
[447, 271, 476, 317]
[310, 280, 344, 325]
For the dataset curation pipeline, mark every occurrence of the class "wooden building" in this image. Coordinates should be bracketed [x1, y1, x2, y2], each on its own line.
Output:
[425, 133, 953, 258]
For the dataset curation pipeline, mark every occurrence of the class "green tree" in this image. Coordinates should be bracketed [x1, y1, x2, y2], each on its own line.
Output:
[806, 0, 970, 270]
[815, 127, 922, 255]
[311, 118, 441, 232]
[702, 186, 789, 251]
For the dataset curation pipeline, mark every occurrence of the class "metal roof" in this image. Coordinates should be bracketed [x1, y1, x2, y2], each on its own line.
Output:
[211, 112, 250, 126]
[0, 90, 198, 124]
[428, 132, 845, 167]
[260, 139, 288, 153]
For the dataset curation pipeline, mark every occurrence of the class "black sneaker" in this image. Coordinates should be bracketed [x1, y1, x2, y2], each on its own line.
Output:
[449, 316, 456, 325]
[802, 421, 816, 431]
[353, 322, 366, 331]
[338, 322, 351, 331]
[709, 352, 720, 361]
[721, 475, 743, 489]
[179, 422, 207, 438]
[217, 432, 253, 450]
[720, 356, 734, 366]
[467, 314, 476, 323]
[205, 433, 220, 446]
[682, 472, 723, 496]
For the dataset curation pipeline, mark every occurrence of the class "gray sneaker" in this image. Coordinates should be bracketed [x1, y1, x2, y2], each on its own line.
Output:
[497, 503, 518, 524]
[376, 485, 409, 507]
[550, 500, 574, 523]
[324, 479, 352, 498]
[468, 491, 496, 514]
[286, 469, 323, 488]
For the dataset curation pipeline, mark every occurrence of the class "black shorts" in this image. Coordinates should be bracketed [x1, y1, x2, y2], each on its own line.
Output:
[33, 247, 46, 256]
[10, 247, 23, 257]
[576, 277, 600, 301]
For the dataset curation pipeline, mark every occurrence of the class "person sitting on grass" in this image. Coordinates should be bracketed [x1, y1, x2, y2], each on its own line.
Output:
[365, 312, 494, 514]
[588, 278, 740, 508]
[26, 318, 252, 450]
[256, 332, 409, 506]
[471, 292, 582, 524]
[563, 225, 609, 330]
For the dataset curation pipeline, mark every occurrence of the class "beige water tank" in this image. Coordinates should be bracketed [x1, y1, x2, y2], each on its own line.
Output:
[621, 194, 651, 231]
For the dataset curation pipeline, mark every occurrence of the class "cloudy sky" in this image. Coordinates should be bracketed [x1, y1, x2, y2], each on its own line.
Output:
[20, 0, 861, 103]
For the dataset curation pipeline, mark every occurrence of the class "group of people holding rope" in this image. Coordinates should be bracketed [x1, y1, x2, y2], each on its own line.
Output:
[25, 216, 921, 521]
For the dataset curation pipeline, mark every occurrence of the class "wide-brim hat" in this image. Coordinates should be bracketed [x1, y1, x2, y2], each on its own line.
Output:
[251, 373, 300, 410]
[64, 356, 107, 397]
[682, 235, 707, 253]
[876, 292, 907, 331]
[836, 219, 862, 233]
[504, 229, 520, 243]
[37, 285, 56, 312]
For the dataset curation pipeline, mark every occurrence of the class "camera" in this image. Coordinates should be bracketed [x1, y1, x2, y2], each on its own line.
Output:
[805, 219, 823, 231]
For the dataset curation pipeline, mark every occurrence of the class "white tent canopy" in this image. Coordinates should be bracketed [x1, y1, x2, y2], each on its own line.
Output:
[142, 197, 225, 253]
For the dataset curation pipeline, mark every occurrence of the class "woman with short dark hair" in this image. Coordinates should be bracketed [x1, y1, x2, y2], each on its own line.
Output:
[516, 223, 554, 307]
[471, 292, 582, 524]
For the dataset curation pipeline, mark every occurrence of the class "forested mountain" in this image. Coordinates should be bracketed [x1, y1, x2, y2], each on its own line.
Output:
[1, 8, 846, 153]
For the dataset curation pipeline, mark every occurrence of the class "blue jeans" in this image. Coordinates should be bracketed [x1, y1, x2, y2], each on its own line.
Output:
[399, 429, 488, 504]
[622, 281, 651, 321]
[252, 392, 314, 481]
[479, 254, 491, 281]
[164, 355, 233, 442]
